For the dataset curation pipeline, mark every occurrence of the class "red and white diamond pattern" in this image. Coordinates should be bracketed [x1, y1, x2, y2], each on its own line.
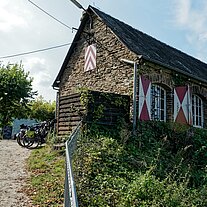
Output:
[138, 76, 151, 120]
[174, 86, 191, 124]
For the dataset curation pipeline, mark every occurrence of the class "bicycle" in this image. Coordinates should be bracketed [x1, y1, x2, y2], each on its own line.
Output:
[23, 122, 49, 149]
[16, 124, 32, 147]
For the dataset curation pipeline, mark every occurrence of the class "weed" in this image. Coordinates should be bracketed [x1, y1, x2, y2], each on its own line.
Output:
[73, 122, 207, 206]
[26, 145, 65, 206]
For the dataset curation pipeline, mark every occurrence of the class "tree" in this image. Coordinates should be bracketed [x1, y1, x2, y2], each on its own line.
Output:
[28, 96, 56, 122]
[0, 63, 36, 127]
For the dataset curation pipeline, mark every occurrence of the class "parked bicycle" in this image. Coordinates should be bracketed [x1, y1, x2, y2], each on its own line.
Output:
[16, 124, 29, 147]
[16, 120, 55, 149]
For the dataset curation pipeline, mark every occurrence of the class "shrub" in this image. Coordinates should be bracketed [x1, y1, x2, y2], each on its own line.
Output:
[72, 122, 207, 206]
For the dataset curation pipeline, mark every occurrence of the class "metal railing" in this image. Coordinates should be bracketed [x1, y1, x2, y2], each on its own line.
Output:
[64, 122, 82, 207]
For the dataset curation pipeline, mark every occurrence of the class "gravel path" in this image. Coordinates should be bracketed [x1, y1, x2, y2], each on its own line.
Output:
[0, 139, 32, 207]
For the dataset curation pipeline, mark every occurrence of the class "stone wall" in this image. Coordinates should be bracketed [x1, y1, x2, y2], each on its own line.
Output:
[58, 13, 207, 128]
[59, 14, 137, 98]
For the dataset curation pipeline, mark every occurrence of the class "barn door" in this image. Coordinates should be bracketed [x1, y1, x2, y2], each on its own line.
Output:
[138, 76, 151, 120]
[174, 86, 192, 125]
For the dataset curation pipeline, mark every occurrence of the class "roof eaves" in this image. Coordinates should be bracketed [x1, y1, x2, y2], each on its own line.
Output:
[142, 56, 207, 85]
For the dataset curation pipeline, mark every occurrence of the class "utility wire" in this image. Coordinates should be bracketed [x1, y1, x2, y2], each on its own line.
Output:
[28, 0, 73, 30]
[0, 43, 71, 59]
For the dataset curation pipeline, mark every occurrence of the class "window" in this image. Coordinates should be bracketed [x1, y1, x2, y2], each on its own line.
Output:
[151, 85, 166, 121]
[192, 95, 203, 128]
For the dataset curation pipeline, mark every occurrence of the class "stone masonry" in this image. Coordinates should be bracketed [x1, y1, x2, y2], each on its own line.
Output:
[57, 12, 207, 128]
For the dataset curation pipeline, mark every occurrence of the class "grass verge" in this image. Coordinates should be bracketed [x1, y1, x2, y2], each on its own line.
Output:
[26, 145, 65, 207]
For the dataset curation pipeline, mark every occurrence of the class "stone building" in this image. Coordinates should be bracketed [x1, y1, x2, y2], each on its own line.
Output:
[53, 6, 207, 135]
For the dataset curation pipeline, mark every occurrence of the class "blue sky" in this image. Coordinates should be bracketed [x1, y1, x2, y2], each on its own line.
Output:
[0, 0, 207, 101]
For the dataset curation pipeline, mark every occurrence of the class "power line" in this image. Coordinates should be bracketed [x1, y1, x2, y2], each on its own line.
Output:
[28, 0, 73, 30]
[0, 43, 71, 59]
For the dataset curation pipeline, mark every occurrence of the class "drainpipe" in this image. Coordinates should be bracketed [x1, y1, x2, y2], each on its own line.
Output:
[121, 59, 138, 135]
[53, 84, 60, 135]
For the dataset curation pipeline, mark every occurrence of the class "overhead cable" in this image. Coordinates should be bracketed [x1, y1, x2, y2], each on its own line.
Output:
[28, 0, 72, 30]
[0, 43, 71, 59]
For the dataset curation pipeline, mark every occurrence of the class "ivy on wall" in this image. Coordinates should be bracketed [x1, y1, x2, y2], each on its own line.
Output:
[77, 87, 130, 124]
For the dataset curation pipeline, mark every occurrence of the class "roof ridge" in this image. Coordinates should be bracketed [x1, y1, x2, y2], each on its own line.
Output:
[88, 5, 207, 83]
[89, 5, 206, 66]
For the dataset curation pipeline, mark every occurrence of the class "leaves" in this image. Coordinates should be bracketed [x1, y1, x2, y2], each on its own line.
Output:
[72, 123, 207, 206]
[28, 96, 56, 121]
[0, 63, 36, 126]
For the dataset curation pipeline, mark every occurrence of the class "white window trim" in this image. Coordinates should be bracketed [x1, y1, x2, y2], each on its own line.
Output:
[192, 94, 204, 128]
[150, 84, 166, 122]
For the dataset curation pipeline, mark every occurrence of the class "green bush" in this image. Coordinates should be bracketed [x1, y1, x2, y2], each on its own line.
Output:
[72, 122, 207, 206]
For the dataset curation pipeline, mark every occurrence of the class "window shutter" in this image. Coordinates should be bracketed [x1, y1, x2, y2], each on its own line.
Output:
[138, 76, 151, 120]
[174, 86, 192, 125]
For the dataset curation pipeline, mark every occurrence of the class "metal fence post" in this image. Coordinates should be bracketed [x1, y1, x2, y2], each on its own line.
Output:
[64, 122, 81, 207]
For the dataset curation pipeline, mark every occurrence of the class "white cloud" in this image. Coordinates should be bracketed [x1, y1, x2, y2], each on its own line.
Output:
[23, 57, 55, 99]
[0, 0, 75, 101]
[173, 0, 207, 61]
[24, 57, 46, 74]
[0, 1, 28, 32]
[174, 0, 191, 25]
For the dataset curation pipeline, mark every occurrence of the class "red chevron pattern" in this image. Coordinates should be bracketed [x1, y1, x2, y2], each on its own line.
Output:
[84, 44, 96, 71]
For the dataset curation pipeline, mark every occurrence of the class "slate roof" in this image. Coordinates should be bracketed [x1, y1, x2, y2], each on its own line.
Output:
[53, 6, 207, 87]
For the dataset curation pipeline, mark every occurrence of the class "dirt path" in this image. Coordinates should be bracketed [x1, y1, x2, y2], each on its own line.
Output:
[0, 139, 32, 207]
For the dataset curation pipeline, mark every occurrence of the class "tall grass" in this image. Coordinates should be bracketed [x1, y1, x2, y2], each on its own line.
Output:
[72, 122, 207, 206]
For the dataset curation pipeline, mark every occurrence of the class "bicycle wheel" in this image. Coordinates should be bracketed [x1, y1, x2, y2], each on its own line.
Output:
[16, 133, 25, 147]
[24, 137, 40, 149]
[23, 136, 35, 148]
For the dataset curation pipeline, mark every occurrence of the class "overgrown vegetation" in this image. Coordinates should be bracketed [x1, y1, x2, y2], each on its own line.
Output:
[26, 121, 207, 206]
[26, 145, 65, 206]
[73, 121, 207, 206]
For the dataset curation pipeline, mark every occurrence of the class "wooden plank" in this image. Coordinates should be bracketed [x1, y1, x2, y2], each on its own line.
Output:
[58, 121, 81, 127]
[69, 117, 82, 121]
[59, 107, 86, 112]
[58, 122, 70, 127]
[59, 107, 85, 113]
[58, 131, 71, 136]
[59, 93, 80, 101]
[59, 102, 84, 109]
[59, 111, 81, 116]
[59, 97, 81, 105]
[59, 112, 82, 118]
[60, 104, 83, 110]
[58, 117, 81, 122]
[58, 126, 71, 131]
[58, 117, 70, 122]
[68, 121, 81, 126]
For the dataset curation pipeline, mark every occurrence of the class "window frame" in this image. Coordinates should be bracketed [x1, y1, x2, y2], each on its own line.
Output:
[192, 94, 204, 128]
[150, 84, 166, 122]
